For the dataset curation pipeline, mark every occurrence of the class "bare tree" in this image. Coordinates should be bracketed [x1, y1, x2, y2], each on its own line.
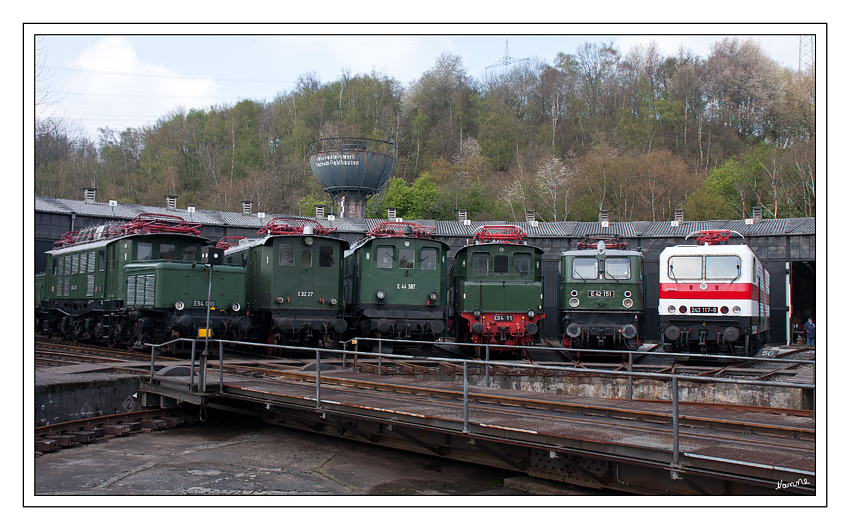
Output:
[35, 37, 65, 121]
[532, 155, 572, 221]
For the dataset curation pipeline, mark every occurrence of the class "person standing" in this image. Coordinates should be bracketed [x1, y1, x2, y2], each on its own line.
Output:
[804, 317, 816, 347]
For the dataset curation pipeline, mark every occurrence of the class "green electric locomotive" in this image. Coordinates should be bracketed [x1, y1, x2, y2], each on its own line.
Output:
[222, 218, 349, 348]
[344, 222, 449, 345]
[559, 235, 644, 351]
[36, 213, 250, 349]
[448, 225, 545, 349]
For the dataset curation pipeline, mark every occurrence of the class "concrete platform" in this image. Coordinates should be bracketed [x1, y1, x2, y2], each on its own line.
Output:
[33, 413, 603, 500]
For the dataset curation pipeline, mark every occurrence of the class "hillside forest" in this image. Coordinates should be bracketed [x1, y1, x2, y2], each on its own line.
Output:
[35, 38, 816, 222]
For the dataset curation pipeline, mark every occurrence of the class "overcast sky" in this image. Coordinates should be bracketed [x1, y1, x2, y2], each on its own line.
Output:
[31, 24, 821, 141]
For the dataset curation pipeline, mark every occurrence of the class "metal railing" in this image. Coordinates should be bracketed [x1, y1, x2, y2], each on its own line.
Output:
[144, 337, 815, 477]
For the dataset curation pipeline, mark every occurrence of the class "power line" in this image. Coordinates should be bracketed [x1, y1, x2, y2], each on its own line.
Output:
[47, 65, 287, 84]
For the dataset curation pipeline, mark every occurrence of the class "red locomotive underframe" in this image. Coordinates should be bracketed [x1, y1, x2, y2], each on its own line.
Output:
[459, 311, 544, 346]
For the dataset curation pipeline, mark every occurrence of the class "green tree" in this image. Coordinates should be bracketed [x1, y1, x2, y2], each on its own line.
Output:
[479, 98, 522, 171]
[380, 175, 439, 219]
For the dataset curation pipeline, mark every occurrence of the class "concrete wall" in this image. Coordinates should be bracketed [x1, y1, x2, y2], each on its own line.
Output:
[35, 372, 143, 427]
[422, 373, 807, 410]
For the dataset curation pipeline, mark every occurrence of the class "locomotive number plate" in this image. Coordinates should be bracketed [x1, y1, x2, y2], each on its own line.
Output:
[587, 290, 614, 298]
[194, 300, 216, 307]
[494, 314, 513, 322]
[690, 306, 717, 313]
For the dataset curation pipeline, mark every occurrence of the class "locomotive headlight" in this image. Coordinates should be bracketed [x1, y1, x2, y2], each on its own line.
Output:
[473, 308, 482, 318]
[667, 305, 676, 314]
[174, 300, 185, 311]
[570, 290, 579, 297]
[376, 290, 386, 300]
[304, 236, 314, 246]
[429, 291, 438, 301]
[624, 291, 632, 298]
[330, 298, 338, 306]
[569, 298, 580, 308]
[527, 309, 536, 319]
[231, 302, 241, 312]
[732, 305, 742, 315]
[623, 298, 633, 308]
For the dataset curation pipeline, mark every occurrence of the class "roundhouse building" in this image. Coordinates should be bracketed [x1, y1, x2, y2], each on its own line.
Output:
[35, 192, 816, 346]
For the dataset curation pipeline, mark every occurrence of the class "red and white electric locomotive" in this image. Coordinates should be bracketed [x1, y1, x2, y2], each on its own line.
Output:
[658, 230, 769, 356]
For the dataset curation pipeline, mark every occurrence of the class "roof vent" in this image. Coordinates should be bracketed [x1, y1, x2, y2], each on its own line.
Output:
[752, 206, 763, 223]
[458, 209, 468, 222]
[242, 200, 253, 215]
[166, 195, 178, 210]
[598, 210, 609, 223]
[525, 210, 536, 223]
[387, 207, 397, 221]
[83, 188, 97, 204]
[315, 205, 325, 219]
[674, 209, 685, 222]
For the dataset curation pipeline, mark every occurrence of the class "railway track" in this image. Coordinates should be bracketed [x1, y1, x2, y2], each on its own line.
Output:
[35, 408, 199, 455]
[36, 339, 183, 366]
[35, 335, 815, 385]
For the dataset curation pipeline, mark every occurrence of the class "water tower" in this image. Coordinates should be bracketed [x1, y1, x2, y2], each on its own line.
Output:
[308, 138, 397, 219]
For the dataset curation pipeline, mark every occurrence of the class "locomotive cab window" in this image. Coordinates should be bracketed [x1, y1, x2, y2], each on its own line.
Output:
[494, 254, 509, 275]
[604, 257, 631, 280]
[182, 246, 197, 262]
[399, 248, 415, 269]
[160, 243, 176, 261]
[705, 255, 740, 280]
[279, 243, 294, 266]
[514, 253, 530, 277]
[319, 246, 335, 268]
[472, 252, 489, 276]
[420, 248, 437, 271]
[377, 246, 394, 269]
[137, 242, 152, 261]
[301, 249, 312, 267]
[572, 257, 598, 280]
[668, 256, 702, 280]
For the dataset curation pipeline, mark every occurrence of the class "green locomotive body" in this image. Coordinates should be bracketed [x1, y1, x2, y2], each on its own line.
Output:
[344, 222, 449, 341]
[223, 219, 349, 347]
[36, 214, 249, 348]
[448, 226, 544, 348]
[559, 237, 644, 351]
